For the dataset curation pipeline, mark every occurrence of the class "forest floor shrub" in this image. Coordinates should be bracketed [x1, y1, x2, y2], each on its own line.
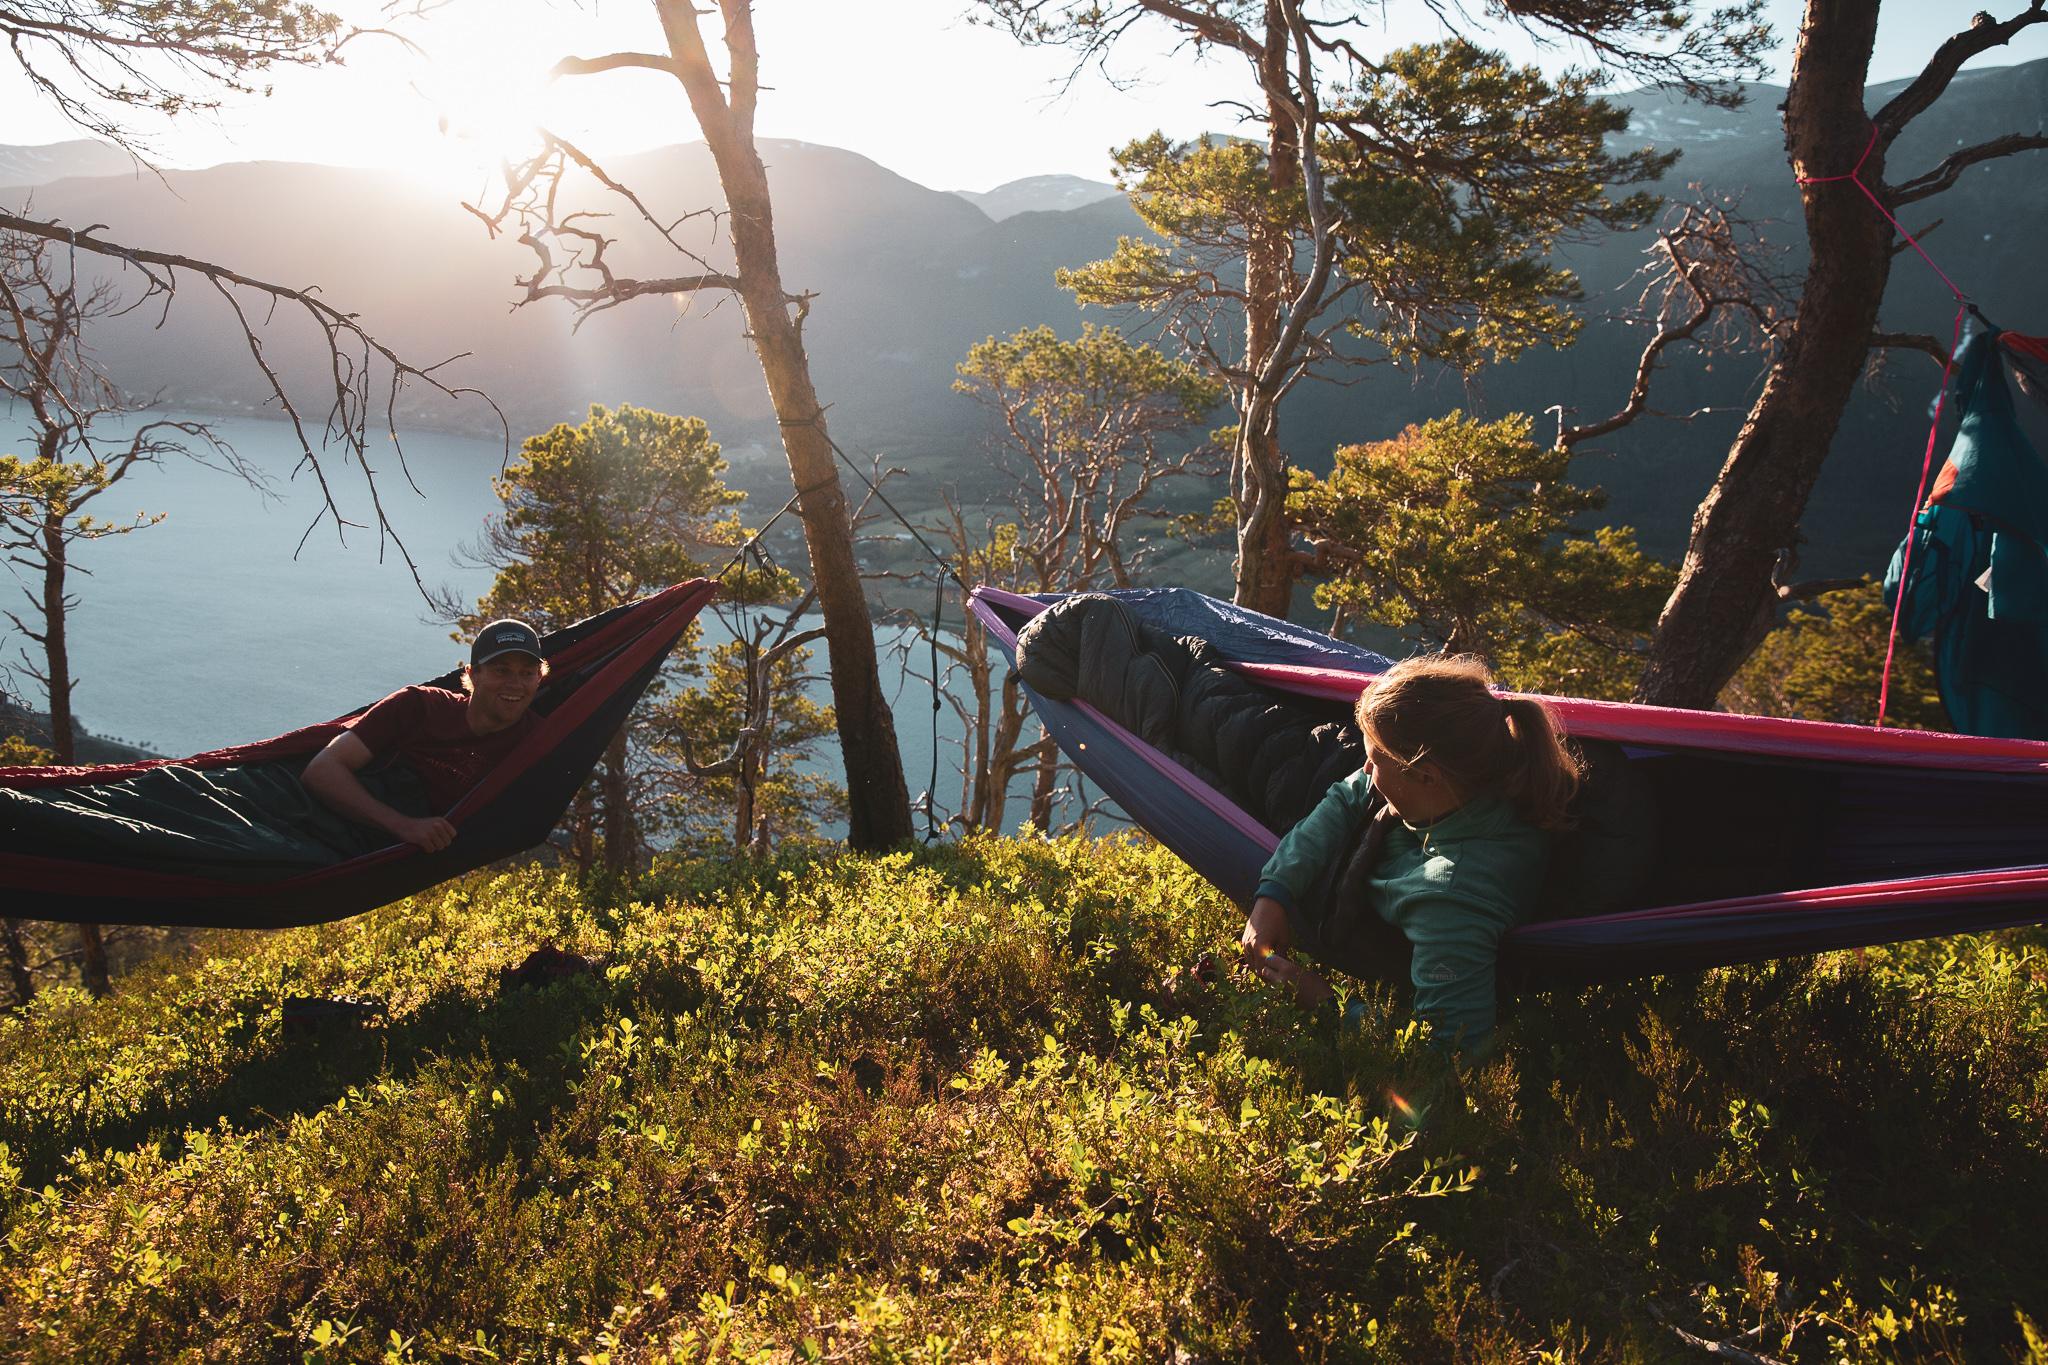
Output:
[1, 835, 2043, 1362]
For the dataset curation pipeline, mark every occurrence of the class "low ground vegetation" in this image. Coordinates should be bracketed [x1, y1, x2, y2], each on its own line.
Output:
[2, 839, 2043, 1362]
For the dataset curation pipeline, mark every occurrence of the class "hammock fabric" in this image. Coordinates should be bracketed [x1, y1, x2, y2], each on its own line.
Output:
[0, 580, 717, 929]
[1885, 327, 2048, 740]
[970, 585, 2048, 985]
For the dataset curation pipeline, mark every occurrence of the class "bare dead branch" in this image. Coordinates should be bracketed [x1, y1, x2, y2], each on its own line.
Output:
[552, 50, 678, 78]
[1560, 193, 1790, 449]
[1644, 1301, 1791, 1365]
[462, 131, 782, 332]
[1, 1, 439, 166]
[1891, 218, 1943, 255]
[0, 210, 502, 591]
[1874, 1, 2048, 142]
[1869, 331, 1950, 364]
[1891, 132, 2048, 206]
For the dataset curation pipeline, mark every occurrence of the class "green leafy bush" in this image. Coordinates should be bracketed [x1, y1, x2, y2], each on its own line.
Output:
[2, 840, 2042, 1361]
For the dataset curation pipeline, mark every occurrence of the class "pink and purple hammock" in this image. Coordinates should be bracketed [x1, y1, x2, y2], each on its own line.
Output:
[971, 585, 2048, 984]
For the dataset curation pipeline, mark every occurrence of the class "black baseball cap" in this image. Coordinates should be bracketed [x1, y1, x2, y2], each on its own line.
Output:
[471, 619, 543, 666]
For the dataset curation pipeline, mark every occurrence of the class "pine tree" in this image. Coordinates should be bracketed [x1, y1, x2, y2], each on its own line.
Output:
[1721, 580, 1946, 731]
[456, 404, 741, 873]
[1291, 411, 1673, 699]
[979, 0, 1760, 615]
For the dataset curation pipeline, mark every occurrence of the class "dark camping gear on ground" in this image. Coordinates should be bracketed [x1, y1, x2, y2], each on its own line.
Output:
[499, 945, 599, 992]
[0, 580, 717, 929]
[1886, 328, 2048, 740]
[973, 586, 2048, 985]
[282, 995, 389, 1034]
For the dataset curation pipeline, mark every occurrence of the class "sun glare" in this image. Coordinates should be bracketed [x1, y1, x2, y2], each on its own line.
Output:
[392, 24, 559, 194]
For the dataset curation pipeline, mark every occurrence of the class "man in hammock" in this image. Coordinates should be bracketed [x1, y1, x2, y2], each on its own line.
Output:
[302, 620, 549, 852]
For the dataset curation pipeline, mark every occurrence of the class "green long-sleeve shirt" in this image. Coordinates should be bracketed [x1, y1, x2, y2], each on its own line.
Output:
[1255, 769, 1549, 1052]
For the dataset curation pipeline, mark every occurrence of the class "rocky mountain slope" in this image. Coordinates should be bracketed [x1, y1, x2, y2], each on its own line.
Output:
[5, 59, 2045, 573]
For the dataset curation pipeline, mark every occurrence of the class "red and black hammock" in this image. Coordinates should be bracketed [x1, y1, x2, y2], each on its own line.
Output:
[0, 580, 717, 929]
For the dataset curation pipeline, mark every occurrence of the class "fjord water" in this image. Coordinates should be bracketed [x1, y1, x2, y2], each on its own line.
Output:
[0, 409, 1000, 830]
[0, 409, 505, 755]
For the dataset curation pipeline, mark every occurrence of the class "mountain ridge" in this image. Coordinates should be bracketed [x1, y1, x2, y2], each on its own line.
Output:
[4, 59, 2046, 575]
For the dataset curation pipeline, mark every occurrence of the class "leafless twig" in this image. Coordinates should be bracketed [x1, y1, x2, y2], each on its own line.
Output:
[0, 210, 504, 590]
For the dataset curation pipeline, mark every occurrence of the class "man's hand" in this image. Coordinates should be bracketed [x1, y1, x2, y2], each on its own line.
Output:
[391, 816, 457, 853]
[303, 732, 458, 854]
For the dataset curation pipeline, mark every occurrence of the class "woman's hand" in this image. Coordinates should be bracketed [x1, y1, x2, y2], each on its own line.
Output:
[1241, 897, 1334, 1006]
[1241, 895, 1293, 959]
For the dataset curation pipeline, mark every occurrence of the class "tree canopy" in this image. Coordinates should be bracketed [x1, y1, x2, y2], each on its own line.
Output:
[456, 403, 741, 872]
[463, 405, 740, 631]
[979, 0, 1753, 616]
[2, 0, 349, 155]
[1291, 411, 1674, 699]
[954, 324, 1222, 591]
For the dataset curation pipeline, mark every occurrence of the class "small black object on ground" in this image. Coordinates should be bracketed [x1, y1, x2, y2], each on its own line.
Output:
[281, 995, 389, 1035]
[498, 945, 599, 993]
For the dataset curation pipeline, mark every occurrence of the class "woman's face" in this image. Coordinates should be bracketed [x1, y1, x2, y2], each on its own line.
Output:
[1363, 731, 1455, 822]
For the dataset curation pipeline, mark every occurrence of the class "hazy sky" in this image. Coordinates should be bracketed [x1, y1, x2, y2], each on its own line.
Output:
[4, 1, 2046, 191]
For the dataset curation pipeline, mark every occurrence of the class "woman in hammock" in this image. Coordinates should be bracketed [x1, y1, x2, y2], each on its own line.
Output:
[1242, 655, 1582, 1054]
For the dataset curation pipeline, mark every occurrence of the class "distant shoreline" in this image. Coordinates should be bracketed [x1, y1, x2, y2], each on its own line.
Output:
[0, 698, 159, 764]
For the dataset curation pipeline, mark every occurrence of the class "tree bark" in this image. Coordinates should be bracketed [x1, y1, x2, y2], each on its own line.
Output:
[658, 0, 912, 849]
[732, 749, 757, 851]
[1029, 735, 1058, 830]
[41, 514, 75, 766]
[1233, 405, 1295, 618]
[1231, 0, 1300, 621]
[732, 648, 758, 849]
[985, 679, 1034, 835]
[569, 788, 597, 870]
[76, 925, 111, 998]
[2, 920, 35, 1006]
[964, 620, 995, 829]
[42, 513, 108, 996]
[738, 289, 911, 849]
[1636, 2, 1890, 708]
[599, 730, 639, 875]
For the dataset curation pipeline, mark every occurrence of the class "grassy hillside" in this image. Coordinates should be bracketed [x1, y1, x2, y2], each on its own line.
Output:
[2, 838, 2044, 1362]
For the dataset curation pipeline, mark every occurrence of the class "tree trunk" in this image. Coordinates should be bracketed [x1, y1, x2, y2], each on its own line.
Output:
[1231, 5, 1302, 621]
[733, 268, 911, 849]
[1028, 737, 1058, 830]
[42, 515, 75, 765]
[733, 735, 759, 851]
[77, 925, 111, 997]
[2, 920, 35, 1006]
[42, 515, 107, 995]
[964, 620, 995, 829]
[1232, 405, 1295, 618]
[1636, 3, 1890, 708]
[599, 730, 639, 875]
[985, 677, 1033, 835]
[569, 788, 597, 870]
[660, 1, 913, 851]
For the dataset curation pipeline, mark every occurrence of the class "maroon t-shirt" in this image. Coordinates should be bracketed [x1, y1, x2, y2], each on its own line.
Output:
[345, 685, 538, 812]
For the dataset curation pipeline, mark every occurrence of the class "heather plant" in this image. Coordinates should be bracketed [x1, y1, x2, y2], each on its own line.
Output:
[1, 839, 2042, 1361]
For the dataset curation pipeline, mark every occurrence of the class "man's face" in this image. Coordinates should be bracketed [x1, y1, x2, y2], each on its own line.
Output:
[470, 653, 543, 725]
